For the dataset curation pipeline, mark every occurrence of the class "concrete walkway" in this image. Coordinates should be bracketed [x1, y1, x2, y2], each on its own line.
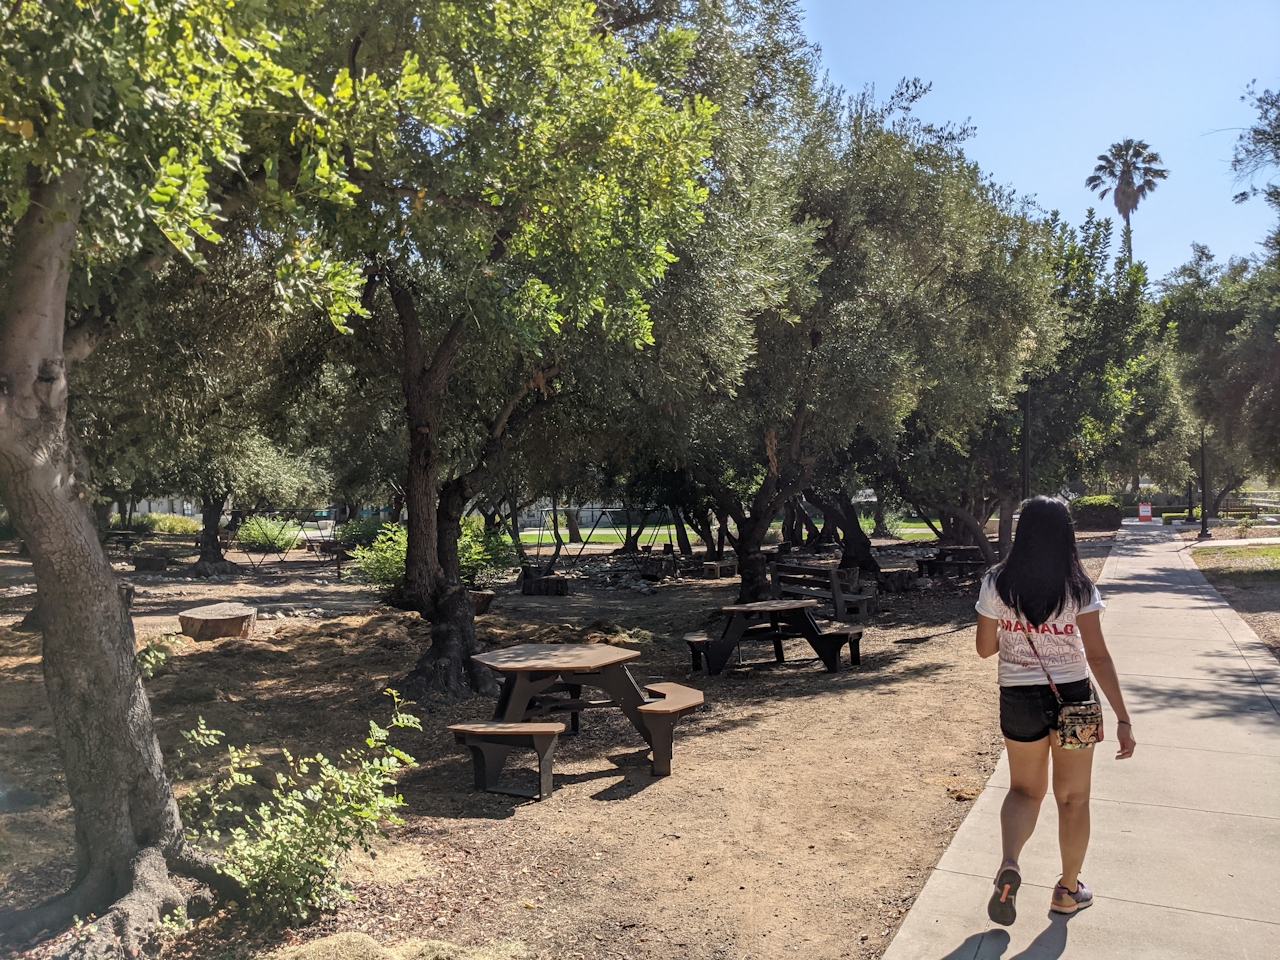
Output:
[882, 523, 1280, 960]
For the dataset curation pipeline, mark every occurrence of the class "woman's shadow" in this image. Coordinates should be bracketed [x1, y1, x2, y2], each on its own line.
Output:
[936, 914, 1071, 960]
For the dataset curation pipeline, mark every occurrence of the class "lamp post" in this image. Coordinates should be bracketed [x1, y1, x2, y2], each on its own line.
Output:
[1198, 426, 1212, 541]
[1021, 385, 1030, 502]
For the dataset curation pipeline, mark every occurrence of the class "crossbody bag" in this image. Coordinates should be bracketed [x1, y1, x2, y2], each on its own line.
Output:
[1021, 629, 1104, 749]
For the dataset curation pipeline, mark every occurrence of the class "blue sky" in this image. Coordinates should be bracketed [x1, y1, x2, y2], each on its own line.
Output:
[795, 1, 1280, 281]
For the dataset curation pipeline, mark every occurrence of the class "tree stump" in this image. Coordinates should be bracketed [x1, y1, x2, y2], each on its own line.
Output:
[133, 555, 168, 572]
[470, 589, 495, 615]
[521, 576, 569, 597]
[178, 602, 257, 641]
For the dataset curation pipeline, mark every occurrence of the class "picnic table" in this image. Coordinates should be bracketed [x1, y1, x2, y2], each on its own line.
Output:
[686, 598, 861, 676]
[469, 644, 702, 779]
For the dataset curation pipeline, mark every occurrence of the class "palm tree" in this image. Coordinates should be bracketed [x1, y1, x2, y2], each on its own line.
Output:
[1085, 139, 1169, 260]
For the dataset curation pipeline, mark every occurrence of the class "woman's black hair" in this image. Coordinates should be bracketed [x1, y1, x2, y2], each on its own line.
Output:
[991, 496, 1094, 627]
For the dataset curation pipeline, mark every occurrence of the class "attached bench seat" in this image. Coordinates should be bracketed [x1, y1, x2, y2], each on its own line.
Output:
[685, 621, 863, 673]
[639, 682, 704, 776]
[448, 721, 565, 800]
[769, 562, 877, 623]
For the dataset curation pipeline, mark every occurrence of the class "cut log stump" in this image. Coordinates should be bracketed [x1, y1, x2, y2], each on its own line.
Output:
[470, 589, 496, 615]
[133, 555, 168, 572]
[179, 602, 257, 641]
[521, 576, 569, 597]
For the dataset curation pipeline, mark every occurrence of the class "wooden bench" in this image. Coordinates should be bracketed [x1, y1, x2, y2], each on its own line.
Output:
[769, 562, 877, 623]
[638, 683, 704, 776]
[813, 621, 863, 667]
[703, 560, 737, 579]
[448, 721, 565, 800]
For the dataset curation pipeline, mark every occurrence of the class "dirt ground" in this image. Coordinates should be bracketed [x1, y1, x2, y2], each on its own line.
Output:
[1176, 524, 1280, 541]
[0, 534, 1112, 960]
[1190, 543, 1280, 663]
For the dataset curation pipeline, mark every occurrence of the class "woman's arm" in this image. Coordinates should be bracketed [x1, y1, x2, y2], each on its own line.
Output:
[975, 615, 999, 658]
[1077, 610, 1136, 759]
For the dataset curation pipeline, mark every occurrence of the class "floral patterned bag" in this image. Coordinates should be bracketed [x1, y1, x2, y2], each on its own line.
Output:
[1023, 630, 1104, 749]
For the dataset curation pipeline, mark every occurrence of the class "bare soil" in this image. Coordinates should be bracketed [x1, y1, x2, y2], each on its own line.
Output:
[0, 534, 1112, 960]
[1190, 543, 1280, 663]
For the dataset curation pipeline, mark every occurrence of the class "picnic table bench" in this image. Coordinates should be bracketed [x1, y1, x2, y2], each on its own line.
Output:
[685, 598, 862, 676]
[769, 561, 877, 624]
[463, 644, 703, 794]
[103, 530, 143, 552]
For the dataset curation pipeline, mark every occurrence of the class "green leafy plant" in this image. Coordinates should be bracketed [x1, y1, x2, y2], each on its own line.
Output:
[1070, 495, 1124, 530]
[1237, 515, 1256, 538]
[334, 517, 386, 548]
[235, 516, 302, 551]
[347, 520, 516, 590]
[135, 634, 183, 680]
[112, 513, 203, 534]
[346, 523, 407, 587]
[182, 692, 420, 923]
[458, 516, 517, 587]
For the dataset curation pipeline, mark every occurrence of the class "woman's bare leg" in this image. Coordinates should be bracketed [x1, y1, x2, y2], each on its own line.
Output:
[1050, 739, 1096, 890]
[1001, 737, 1050, 865]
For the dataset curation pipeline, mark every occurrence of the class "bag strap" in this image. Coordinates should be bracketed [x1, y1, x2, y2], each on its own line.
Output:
[1019, 626, 1064, 705]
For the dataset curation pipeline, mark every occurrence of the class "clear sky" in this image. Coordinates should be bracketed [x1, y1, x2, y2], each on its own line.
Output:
[795, 1, 1280, 281]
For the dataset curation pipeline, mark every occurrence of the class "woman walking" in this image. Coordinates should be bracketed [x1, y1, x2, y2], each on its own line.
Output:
[974, 496, 1136, 925]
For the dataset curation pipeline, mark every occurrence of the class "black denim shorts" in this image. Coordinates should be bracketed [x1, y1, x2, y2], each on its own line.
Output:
[999, 679, 1095, 743]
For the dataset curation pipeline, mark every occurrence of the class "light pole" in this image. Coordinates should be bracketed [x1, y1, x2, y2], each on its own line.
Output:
[1021, 385, 1030, 502]
[1198, 426, 1212, 541]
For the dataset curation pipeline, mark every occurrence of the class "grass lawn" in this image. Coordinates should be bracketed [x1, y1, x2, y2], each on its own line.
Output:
[1194, 544, 1280, 580]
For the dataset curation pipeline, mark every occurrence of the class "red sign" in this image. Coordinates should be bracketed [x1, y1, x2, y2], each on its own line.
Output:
[1138, 503, 1152, 521]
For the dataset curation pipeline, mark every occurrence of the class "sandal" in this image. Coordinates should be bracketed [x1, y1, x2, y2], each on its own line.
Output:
[1051, 878, 1094, 914]
[987, 861, 1021, 926]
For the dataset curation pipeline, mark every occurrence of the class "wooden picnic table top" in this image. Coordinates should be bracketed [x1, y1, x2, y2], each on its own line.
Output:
[720, 598, 819, 614]
[472, 643, 640, 673]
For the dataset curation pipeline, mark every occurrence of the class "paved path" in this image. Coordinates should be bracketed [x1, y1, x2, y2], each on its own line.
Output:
[883, 523, 1280, 960]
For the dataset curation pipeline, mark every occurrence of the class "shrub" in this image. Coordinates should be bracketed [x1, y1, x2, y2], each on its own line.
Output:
[1070, 495, 1123, 530]
[346, 519, 516, 589]
[334, 516, 385, 548]
[236, 516, 302, 551]
[0, 508, 16, 540]
[458, 516, 517, 587]
[347, 523, 406, 587]
[182, 692, 420, 923]
[112, 513, 202, 535]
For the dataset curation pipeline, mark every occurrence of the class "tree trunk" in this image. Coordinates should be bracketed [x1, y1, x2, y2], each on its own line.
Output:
[564, 506, 582, 544]
[1212, 477, 1244, 518]
[541, 494, 565, 576]
[733, 516, 772, 603]
[673, 508, 693, 556]
[400, 476, 498, 702]
[0, 173, 230, 952]
[872, 493, 891, 538]
[939, 503, 998, 564]
[685, 509, 716, 559]
[804, 491, 879, 574]
[998, 496, 1016, 559]
[197, 493, 227, 563]
[797, 503, 821, 546]
[507, 496, 527, 562]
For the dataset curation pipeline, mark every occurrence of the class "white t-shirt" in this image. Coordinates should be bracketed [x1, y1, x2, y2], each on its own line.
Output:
[975, 575, 1105, 687]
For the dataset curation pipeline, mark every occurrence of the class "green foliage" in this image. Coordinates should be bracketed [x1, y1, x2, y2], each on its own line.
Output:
[334, 517, 386, 548]
[1071, 495, 1124, 530]
[183, 692, 420, 923]
[347, 524, 407, 588]
[135, 634, 183, 680]
[0, 508, 16, 540]
[458, 517, 518, 587]
[114, 513, 202, 535]
[346, 519, 516, 589]
[235, 517, 302, 551]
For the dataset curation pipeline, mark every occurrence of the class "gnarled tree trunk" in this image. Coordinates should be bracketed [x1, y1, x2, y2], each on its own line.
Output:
[197, 493, 227, 563]
[0, 174, 229, 955]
